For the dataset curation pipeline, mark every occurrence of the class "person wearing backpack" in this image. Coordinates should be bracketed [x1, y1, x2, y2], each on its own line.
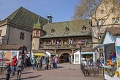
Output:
[16, 56, 24, 80]
[31, 56, 36, 70]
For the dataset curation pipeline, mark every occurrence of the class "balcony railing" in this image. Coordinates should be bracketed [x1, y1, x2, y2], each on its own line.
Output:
[39, 43, 92, 49]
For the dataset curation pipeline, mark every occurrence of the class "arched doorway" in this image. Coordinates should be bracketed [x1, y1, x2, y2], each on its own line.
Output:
[59, 53, 70, 63]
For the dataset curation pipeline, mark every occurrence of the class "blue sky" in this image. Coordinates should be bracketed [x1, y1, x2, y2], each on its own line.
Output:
[0, 0, 79, 22]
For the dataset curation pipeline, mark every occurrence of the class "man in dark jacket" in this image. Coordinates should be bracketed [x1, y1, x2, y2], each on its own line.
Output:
[6, 63, 11, 80]
[45, 56, 49, 70]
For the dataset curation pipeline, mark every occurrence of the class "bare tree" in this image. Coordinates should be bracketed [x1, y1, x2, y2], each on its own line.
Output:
[73, 0, 120, 43]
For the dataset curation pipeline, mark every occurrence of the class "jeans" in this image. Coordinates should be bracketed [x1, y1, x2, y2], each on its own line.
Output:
[11, 66, 15, 75]
[32, 64, 36, 70]
[54, 63, 57, 68]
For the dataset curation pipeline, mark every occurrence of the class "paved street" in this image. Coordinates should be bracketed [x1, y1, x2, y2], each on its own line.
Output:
[0, 63, 104, 80]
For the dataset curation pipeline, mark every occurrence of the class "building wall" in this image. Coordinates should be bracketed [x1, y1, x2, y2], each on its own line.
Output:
[92, 1, 120, 26]
[6, 25, 32, 50]
[32, 38, 39, 50]
[91, 1, 120, 45]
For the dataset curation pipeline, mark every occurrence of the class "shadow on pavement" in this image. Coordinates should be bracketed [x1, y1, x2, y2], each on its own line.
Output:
[22, 72, 33, 74]
[13, 75, 42, 80]
[57, 66, 64, 68]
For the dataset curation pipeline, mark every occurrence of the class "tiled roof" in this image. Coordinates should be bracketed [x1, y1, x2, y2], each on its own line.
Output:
[6, 7, 48, 29]
[42, 19, 92, 38]
[0, 44, 24, 50]
[107, 27, 120, 36]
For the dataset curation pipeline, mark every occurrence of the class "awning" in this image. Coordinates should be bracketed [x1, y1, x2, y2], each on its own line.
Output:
[34, 53, 46, 56]
[93, 43, 114, 50]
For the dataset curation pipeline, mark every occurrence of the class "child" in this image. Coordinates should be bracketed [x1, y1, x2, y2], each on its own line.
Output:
[6, 63, 11, 80]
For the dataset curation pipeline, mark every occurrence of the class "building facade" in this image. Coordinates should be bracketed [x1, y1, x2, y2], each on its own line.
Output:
[32, 17, 94, 63]
[0, 7, 48, 50]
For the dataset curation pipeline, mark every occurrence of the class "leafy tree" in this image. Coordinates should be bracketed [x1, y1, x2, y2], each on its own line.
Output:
[73, 0, 120, 43]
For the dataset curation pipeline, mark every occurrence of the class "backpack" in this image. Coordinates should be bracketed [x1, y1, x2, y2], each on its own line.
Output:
[17, 59, 22, 67]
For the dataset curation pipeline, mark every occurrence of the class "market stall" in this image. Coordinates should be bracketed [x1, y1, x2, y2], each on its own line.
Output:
[93, 27, 120, 80]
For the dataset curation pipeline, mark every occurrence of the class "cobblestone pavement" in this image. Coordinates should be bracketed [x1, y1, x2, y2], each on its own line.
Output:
[0, 63, 104, 80]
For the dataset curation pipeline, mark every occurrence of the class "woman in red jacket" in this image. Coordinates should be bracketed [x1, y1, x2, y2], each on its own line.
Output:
[10, 56, 17, 76]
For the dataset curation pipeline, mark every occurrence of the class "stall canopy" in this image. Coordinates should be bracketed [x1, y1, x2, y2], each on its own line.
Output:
[34, 53, 46, 56]
[93, 43, 114, 50]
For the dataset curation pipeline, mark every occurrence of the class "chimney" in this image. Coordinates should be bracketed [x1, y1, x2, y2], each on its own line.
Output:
[47, 15, 52, 23]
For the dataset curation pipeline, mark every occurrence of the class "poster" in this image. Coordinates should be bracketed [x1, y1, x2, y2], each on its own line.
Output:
[116, 46, 120, 67]
[116, 46, 120, 56]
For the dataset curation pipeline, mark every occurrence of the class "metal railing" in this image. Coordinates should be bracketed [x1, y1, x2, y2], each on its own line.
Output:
[80, 62, 104, 77]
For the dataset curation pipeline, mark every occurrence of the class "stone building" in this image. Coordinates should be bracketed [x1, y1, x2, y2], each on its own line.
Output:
[32, 16, 94, 63]
[0, 7, 48, 50]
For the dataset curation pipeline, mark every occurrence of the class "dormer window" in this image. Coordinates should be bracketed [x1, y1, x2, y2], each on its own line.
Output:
[50, 28, 55, 36]
[82, 25, 86, 30]
[65, 27, 69, 31]
[64, 27, 69, 34]
[51, 28, 55, 33]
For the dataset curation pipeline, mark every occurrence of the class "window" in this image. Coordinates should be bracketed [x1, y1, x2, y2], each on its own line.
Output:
[82, 25, 86, 30]
[51, 29, 55, 33]
[30, 35, 32, 41]
[101, 10, 104, 14]
[112, 17, 120, 24]
[20, 32, 24, 40]
[112, 18, 116, 23]
[35, 31, 39, 36]
[98, 19, 105, 25]
[0, 30, 2, 36]
[64, 27, 70, 34]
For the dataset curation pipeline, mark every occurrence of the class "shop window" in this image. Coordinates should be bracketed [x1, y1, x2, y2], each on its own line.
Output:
[20, 32, 24, 40]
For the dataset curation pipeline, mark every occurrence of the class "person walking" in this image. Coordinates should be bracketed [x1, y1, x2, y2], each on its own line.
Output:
[16, 56, 24, 80]
[54, 56, 58, 69]
[5, 63, 11, 80]
[36, 56, 41, 71]
[45, 56, 49, 70]
[10, 56, 17, 76]
[48, 57, 52, 69]
[69, 56, 71, 64]
[31, 56, 36, 70]
[52, 56, 55, 68]
[89, 57, 93, 66]
[40, 57, 43, 68]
